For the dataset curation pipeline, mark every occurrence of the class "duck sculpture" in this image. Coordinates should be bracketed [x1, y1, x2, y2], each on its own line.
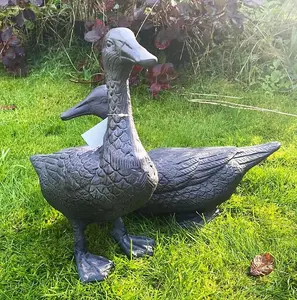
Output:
[61, 86, 281, 227]
[31, 28, 160, 283]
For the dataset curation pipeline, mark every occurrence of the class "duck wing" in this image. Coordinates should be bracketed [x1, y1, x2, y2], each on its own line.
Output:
[149, 147, 237, 193]
[30, 146, 100, 193]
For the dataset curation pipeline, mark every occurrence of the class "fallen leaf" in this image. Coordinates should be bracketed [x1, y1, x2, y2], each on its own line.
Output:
[0, 105, 17, 111]
[250, 253, 274, 276]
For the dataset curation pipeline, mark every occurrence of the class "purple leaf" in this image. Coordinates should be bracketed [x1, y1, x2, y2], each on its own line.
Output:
[144, 0, 160, 7]
[29, 0, 43, 6]
[131, 65, 144, 77]
[84, 30, 102, 43]
[150, 82, 162, 97]
[9, 36, 21, 47]
[23, 8, 36, 21]
[104, 0, 115, 11]
[94, 19, 105, 29]
[154, 25, 186, 49]
[15, 11, 25, 27]
[155, 28, 173, 50]
[1, 28, 13, 42]
[2, 55, 12, 66]
[85, 21, 95, 31]
[150, 82, 170, 97]
[129, 65, 143, 86]
[155, 38, 171, 50]
[15, 46, 25, 56]
[4, 48, 16, 60]
[134, 6, 146, 21]
[84, 19, 109, 43]
[147, 63, 177, 85]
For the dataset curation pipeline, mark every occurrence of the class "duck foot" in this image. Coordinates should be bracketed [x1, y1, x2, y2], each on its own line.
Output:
[75, 251, 114, 283]
[176, 208, 220, 228]
[111, 217, 155, 258]
[71, 219, 114, 283]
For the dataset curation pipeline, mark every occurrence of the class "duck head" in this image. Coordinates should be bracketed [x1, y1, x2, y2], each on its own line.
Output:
[60, 28, 157, 121]
[102, 27, 158, 81]
[60, 85, 108, 120]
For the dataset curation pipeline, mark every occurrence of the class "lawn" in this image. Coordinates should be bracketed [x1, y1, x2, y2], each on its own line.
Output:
[1, 58, 297, 299]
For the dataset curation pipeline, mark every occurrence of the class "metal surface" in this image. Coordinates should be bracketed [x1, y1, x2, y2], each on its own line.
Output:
[31, 28, 159, 283]
[62, 85, 281, 225]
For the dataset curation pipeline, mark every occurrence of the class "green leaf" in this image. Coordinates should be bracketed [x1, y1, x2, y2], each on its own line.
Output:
[272, 59, 281, 70]
[270, 70, 282, 83]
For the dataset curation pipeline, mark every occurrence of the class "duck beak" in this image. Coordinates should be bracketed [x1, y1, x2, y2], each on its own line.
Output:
[61, 99, 92, 120]
[121, 40, 158, 68]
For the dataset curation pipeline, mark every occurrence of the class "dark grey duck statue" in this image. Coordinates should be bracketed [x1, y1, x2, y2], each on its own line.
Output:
[31, 28, 159, 283]
[61, 85, 281, 227]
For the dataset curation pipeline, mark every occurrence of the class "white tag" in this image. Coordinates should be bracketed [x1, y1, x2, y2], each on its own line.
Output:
[82, 118, 108, 148]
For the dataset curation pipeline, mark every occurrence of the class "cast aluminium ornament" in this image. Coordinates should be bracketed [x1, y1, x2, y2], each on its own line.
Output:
[61, 88, 281, 227]
[31, 28, 159, 283]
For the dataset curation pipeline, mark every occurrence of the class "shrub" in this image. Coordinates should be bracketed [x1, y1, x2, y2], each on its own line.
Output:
[77, 0, 264, 96]
[0, 0, 44, 76]
[194, 0, 297, 94]
[0, 1, 75, 76]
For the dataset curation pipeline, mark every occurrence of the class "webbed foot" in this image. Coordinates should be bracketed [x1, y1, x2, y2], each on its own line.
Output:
[114, 234, 154, 257]
[75, 251, 114, 283]
[176, 208, 220, 228]
[71, 220, 114, 283]
[111, 217, 155, 258]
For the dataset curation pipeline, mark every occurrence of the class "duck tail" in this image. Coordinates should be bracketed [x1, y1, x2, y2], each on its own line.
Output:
[234, 141, 280, 172]
[30, 155, 45, 177]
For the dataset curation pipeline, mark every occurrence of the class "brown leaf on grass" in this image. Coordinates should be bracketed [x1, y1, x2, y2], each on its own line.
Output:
[250, 253, 274, 276]
[0, 105, 17, 111]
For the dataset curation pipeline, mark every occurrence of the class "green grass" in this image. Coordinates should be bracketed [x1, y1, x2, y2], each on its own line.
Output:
[1, 59, 297, 300]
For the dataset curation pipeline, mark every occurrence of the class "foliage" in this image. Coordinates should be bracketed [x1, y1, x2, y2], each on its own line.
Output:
[194, 0, 297, 95]
[146, 63, 178, 97]
[80, 0, 264, 96]
[0, 0, 75, 76]
[0, 0, 44, 75]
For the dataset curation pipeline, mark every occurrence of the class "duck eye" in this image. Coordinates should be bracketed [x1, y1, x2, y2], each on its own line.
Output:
[106, 40, 113, 47]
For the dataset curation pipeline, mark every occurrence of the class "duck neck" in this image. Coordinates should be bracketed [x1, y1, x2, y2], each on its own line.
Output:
[102, 73, 148, 165]
[106, 78, 132, 115]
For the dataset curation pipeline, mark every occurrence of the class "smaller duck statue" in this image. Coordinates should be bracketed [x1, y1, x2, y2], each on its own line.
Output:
[61, 86, 281, 227]
[31, 28, 159, 283]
